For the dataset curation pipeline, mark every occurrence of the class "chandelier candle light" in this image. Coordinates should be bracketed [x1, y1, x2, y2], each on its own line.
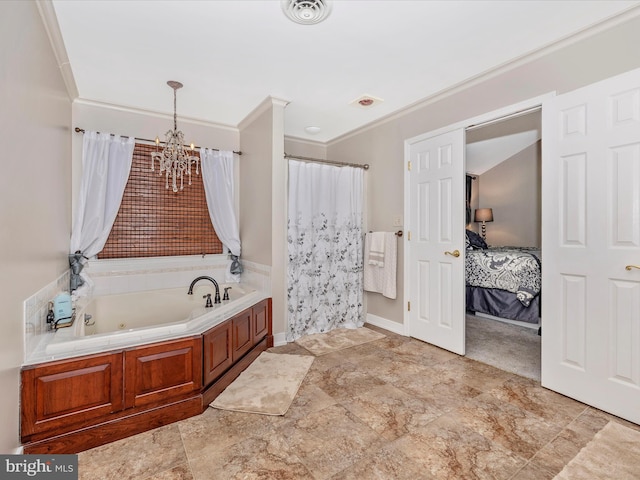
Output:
[151, 81, 199, 193]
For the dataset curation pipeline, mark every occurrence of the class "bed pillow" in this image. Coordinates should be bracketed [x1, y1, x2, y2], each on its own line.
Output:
[466, 229, 488, 249]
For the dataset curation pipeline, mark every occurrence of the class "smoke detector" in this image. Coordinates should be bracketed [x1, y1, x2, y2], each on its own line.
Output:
[281, 0, 332, 25]
[350, 94, 384, 109]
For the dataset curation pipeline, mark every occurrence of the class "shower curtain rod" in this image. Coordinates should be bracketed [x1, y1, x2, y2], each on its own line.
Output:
[284, 153, 369, 170]
[74, 128, 242, 155]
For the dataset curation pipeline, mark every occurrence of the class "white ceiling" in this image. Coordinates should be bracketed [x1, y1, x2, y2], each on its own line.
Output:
[51, 0, 639, 143]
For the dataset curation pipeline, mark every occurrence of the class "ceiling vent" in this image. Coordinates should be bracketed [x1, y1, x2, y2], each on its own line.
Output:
[281, 0, 332, 25]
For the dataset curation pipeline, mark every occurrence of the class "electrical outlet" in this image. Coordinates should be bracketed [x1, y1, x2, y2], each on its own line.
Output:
[393, 215, 403, 227]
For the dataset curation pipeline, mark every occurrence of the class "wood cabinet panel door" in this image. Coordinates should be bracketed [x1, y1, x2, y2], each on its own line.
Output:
[231, 309, 253, 361]
[124, 337, 202, 409]
[252, 298, 270, 343]
[203, 321, 233, 386]
[21, 352, 123, 439]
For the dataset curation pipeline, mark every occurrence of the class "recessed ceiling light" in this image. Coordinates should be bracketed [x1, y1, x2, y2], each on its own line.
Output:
[304, 126, 321, 134]
[281, 0, 332, 25]
[350, 94, 384, 108]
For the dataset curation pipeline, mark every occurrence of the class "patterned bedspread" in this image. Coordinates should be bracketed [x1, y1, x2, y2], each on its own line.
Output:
[465, 247, 541, 307]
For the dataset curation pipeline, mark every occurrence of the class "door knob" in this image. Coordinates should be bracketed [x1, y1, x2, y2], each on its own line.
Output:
[625, 265, 640, 271]
[445, 250, 460, 258]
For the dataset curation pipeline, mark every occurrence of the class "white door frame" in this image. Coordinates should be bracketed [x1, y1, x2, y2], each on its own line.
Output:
[403, 92, 555, 337]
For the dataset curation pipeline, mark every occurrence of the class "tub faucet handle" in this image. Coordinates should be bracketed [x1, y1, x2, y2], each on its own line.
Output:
[203, 293, 213, 308]
[223, 287, 232, 301]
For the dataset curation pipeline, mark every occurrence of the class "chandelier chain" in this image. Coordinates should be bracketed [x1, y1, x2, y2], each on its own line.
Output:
[173, 87, 178, 132]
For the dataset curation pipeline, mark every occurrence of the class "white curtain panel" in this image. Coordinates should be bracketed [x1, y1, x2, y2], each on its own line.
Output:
[200, 149, 241, 256]
[287, 160, 364, 341]
[70, 131, 134, 257]
[201, 149, 242, 281]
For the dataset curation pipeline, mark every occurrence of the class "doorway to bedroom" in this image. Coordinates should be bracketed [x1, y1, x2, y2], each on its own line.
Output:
[464, 108, 542, 382]
[404, 95, 547, 360]
[406, 68, 640, 423]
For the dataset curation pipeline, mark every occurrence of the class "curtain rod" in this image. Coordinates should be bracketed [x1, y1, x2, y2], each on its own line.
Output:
[284, 153, 369, 170]
[74, 127, 242, 155]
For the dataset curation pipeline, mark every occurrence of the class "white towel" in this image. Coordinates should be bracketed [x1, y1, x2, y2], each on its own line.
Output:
[368, 231, 386, 267]
[364, 232, 397, 299]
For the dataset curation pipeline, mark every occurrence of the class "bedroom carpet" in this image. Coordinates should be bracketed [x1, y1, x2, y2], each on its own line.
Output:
[295, 326, 386, 355]
[210, 352, 314, 416]
[466, 314, 541, 381]
[553, 421, 640, 479]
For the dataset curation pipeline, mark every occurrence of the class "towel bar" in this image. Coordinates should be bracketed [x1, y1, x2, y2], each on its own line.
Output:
[368, 230, 403, 237]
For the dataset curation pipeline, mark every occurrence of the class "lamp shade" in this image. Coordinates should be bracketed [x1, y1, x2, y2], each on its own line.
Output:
[474, 208, 494, 223]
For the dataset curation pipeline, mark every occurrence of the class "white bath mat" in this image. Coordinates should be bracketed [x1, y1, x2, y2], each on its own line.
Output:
[295, 327, 386, 356]
[210, 352, 314, 416]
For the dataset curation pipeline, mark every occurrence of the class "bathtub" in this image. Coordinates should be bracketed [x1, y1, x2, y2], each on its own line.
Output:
[43, 283, 265, 357]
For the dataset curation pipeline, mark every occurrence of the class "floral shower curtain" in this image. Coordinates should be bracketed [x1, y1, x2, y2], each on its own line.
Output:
[287, 160, 364, 341]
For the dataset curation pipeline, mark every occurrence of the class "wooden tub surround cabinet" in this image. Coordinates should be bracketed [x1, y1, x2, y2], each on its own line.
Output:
[20, 298, 272, 454]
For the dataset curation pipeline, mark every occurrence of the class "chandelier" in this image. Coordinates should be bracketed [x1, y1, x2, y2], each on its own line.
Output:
[151, 80, 199, 192]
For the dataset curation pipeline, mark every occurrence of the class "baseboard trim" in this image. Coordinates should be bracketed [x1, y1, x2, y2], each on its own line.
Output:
[475, 312, 539, 330]
[365, 313, 406, 336]
[272, 332, 287, 346]
[273, 317, 405, 345]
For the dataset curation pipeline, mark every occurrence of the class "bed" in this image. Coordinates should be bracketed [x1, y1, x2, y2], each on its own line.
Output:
[465, 230, 541, 324]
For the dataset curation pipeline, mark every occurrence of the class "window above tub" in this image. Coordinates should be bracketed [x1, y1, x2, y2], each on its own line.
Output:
[99, 143, 224, 259]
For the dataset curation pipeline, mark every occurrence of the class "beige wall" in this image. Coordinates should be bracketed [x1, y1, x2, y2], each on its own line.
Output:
[0, 1, 72, 452]
[239, 99, 288, 336]
[328, 13, 640, 326]
[239, 106, 274, 267]
[477, 142, 541, 247]
[284, 137, 327, 159]
[325, 126, 404, 323]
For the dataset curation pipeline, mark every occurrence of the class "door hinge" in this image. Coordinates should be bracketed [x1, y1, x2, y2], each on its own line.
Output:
[407, 160, 411, 171]
[407, 301, 411, 311]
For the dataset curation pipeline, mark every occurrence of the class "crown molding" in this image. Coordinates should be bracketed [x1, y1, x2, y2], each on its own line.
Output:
[284, 135, 327, 148]
[36, 0, 79, 101]
[73, 98, 239, 132]
[238, 96, 290, 131]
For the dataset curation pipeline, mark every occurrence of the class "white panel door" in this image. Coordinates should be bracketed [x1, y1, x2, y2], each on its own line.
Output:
[408, 129, 465, 354]
[542, 67, 640, 424]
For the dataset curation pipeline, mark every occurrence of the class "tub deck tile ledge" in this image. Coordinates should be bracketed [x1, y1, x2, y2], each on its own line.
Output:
[24, 288, 269, 366]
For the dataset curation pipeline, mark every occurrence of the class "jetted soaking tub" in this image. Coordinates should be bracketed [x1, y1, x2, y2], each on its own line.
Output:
[44, 283, 265, 356]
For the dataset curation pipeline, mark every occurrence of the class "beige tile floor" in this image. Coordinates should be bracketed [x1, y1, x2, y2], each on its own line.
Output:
[77, 325, 639, 479]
